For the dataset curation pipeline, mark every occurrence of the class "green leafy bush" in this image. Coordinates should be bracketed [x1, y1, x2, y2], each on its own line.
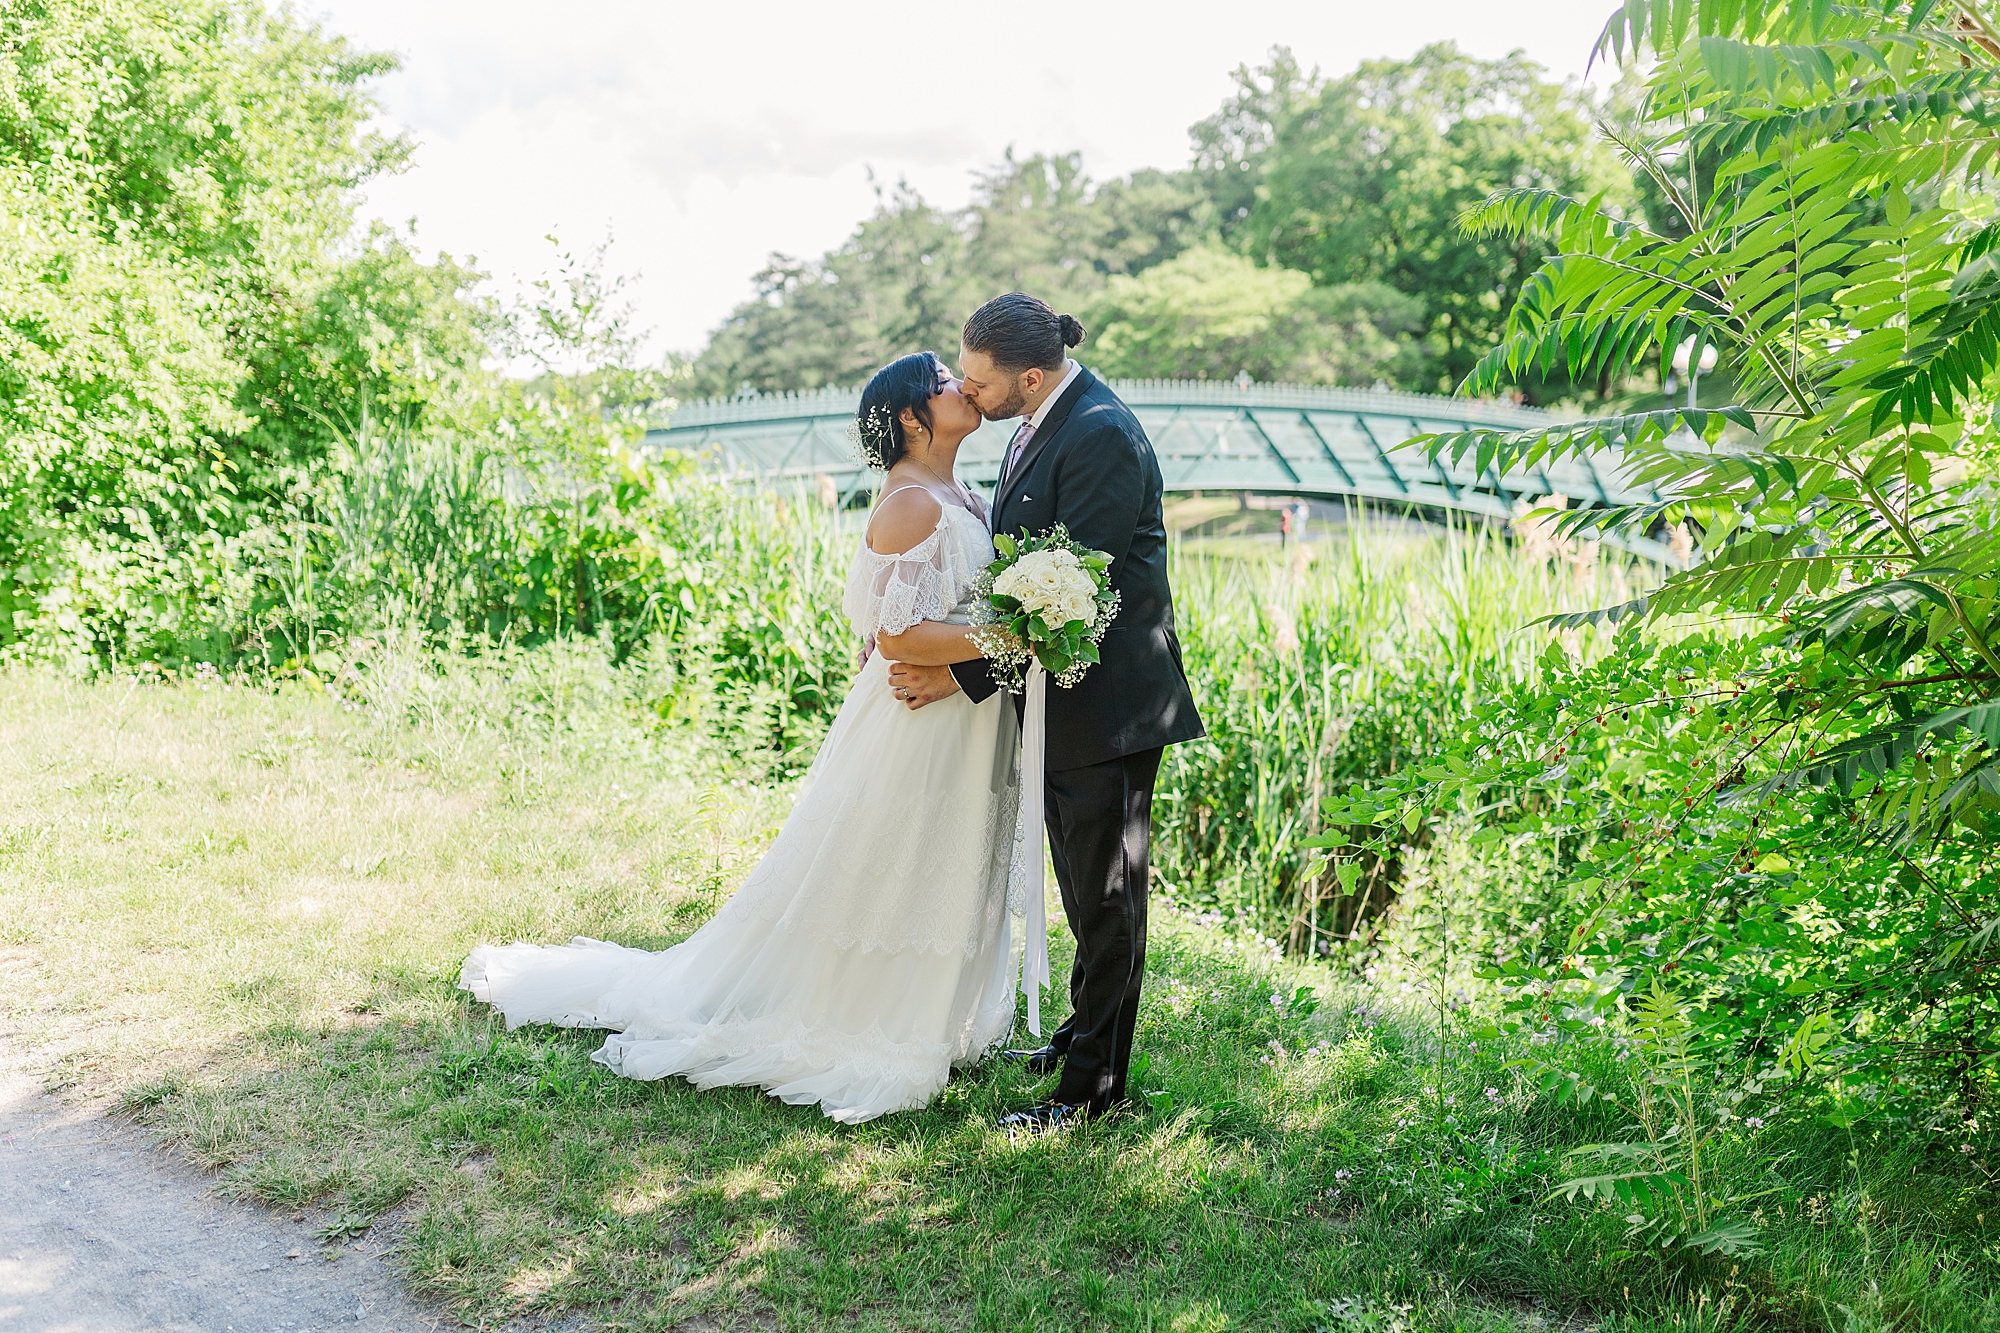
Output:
[1335, 0, 2000, 1153]
[0, 0, 489, 664]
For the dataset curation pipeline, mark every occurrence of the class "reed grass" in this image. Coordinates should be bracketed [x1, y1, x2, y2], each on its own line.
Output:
[1156, 514, 1637, 944]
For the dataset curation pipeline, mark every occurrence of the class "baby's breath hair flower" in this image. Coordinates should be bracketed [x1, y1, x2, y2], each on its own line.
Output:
[854, 351, 944, 471]
[851, 403, 899, 470]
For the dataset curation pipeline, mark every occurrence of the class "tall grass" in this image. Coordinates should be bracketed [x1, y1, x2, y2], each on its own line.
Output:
[1156, 518, 1639, 947]
[247, 422, 859, 771]
[235, 421, 1655, 950]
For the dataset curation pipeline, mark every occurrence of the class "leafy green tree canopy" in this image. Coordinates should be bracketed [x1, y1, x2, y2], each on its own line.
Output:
[689, 155, 1213, 397]
[1084, 243, 1424, 385]
[1244, 43, 1629, 392]
[0, 0, 487, 660]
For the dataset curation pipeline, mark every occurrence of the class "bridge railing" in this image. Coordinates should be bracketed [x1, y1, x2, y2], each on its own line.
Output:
[654, 377, 1561, 431]
[641, 376, 1672, 561]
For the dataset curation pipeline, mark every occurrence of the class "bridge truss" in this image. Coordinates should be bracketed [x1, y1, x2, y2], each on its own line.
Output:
[645, 378, 1666, 556]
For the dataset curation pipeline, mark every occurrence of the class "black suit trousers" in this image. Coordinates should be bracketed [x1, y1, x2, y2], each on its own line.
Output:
[1042, 745, 1164, 1110]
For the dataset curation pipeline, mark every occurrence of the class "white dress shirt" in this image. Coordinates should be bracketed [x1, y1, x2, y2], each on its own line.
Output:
[1026, 358, 1083, 433]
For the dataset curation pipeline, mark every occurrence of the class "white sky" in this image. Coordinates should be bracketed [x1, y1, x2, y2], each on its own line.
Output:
[311, 0, 1620, 357]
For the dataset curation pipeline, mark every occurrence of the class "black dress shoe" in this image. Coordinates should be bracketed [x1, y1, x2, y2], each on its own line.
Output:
[1001, 1044, 1065, 1075]
[997, 1100, 1099, 1134]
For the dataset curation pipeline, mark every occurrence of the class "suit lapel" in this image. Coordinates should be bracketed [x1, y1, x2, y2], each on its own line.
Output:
[995, 366, 1095, 533]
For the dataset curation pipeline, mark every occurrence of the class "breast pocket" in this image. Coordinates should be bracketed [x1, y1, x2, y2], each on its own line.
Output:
[1005, 493, 1055, 539]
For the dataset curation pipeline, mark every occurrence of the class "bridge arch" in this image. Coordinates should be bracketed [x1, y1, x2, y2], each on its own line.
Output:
[645, 378, 1665, 556]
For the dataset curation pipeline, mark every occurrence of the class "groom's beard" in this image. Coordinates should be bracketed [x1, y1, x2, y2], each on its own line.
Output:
[978, 381, 1029, 421]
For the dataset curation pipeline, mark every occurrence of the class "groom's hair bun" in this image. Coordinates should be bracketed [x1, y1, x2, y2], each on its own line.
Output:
[963, 292, 1084, 374]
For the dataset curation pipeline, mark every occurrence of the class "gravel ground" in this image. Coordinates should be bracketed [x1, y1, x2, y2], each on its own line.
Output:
[0, 1056, 447, 1333]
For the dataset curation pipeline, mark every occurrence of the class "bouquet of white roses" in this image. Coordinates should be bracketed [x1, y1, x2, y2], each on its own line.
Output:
[971, 524, 1119, 692]
[970, 523, 1119, 1036]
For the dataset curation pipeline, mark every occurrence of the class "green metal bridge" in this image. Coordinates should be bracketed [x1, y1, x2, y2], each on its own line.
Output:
[645, 377, 1662, 551]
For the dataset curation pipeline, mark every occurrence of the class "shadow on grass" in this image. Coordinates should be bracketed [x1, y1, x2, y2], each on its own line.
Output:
[130, 921, 2000, 1333]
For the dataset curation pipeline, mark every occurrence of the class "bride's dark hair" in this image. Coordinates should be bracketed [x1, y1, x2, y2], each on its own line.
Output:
[855, 351, 943, 470]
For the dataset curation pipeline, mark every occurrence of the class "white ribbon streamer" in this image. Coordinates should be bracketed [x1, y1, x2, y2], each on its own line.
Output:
[1020, 660, 1050, 1037]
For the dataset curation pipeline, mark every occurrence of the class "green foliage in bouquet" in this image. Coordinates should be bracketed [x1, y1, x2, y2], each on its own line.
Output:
[975, 524, 1119, 691]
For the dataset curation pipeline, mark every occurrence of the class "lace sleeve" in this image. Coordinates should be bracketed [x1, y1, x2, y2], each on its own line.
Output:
[843, 527, 955, 639]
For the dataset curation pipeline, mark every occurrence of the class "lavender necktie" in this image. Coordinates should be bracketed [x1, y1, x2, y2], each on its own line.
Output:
[1003, 420, 1035, 485]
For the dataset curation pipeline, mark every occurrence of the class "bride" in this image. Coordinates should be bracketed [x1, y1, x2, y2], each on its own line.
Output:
[459, 352, 1022, 1123]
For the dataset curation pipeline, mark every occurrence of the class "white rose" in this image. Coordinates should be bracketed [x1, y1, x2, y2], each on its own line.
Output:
[992, 561, 1036, 600]
[996, 548, 1100, 629]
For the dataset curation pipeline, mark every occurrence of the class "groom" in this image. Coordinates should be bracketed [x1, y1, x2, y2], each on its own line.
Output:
[889, 292, 1204, 1130]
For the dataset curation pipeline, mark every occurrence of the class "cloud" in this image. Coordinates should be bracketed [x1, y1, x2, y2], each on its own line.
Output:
[626, 109, 986, 194]
[315, 0, 1622, 352]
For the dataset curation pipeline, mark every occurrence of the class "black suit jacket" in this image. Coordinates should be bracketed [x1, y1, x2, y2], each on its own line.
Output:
[950, 367, 1205, 771]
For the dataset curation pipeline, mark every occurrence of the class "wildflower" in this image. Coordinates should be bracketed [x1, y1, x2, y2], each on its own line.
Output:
[1961, 1144, 1976, 1154]
[1484, 1087, 1500, 1102]
[1335, 1169, 1351, 1181]
[1744, 1116, 1765, 1130]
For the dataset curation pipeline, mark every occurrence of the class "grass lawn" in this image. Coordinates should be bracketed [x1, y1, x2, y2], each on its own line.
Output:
[3, 662, 1994, 1332]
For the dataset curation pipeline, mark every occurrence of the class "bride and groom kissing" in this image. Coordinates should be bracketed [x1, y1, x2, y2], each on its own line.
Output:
[461, 292, 1205, 1130]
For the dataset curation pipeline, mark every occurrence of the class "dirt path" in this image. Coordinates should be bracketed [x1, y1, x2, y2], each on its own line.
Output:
[0, 1059, 447, 1333]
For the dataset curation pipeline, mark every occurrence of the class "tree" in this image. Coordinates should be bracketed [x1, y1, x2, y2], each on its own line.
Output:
[1244, 43, 1628, 393]
[0, 0, 474, 661]
[1188, 47, 1322, 242]
[1084, 243, 1423, 385]
[1074, 166, 1214, 281]
[687, 183, 975, 397]
[688, 157, 1215, 397]
[1369, 0, 2000, 1126]
[241, 225, 495, 460]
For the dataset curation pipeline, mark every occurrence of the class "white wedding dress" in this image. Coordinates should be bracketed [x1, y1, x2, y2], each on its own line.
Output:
[459, 498, 1022, 1123]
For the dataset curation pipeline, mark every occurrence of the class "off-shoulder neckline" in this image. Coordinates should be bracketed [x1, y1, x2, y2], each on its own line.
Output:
[862, 500, 982, 558]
